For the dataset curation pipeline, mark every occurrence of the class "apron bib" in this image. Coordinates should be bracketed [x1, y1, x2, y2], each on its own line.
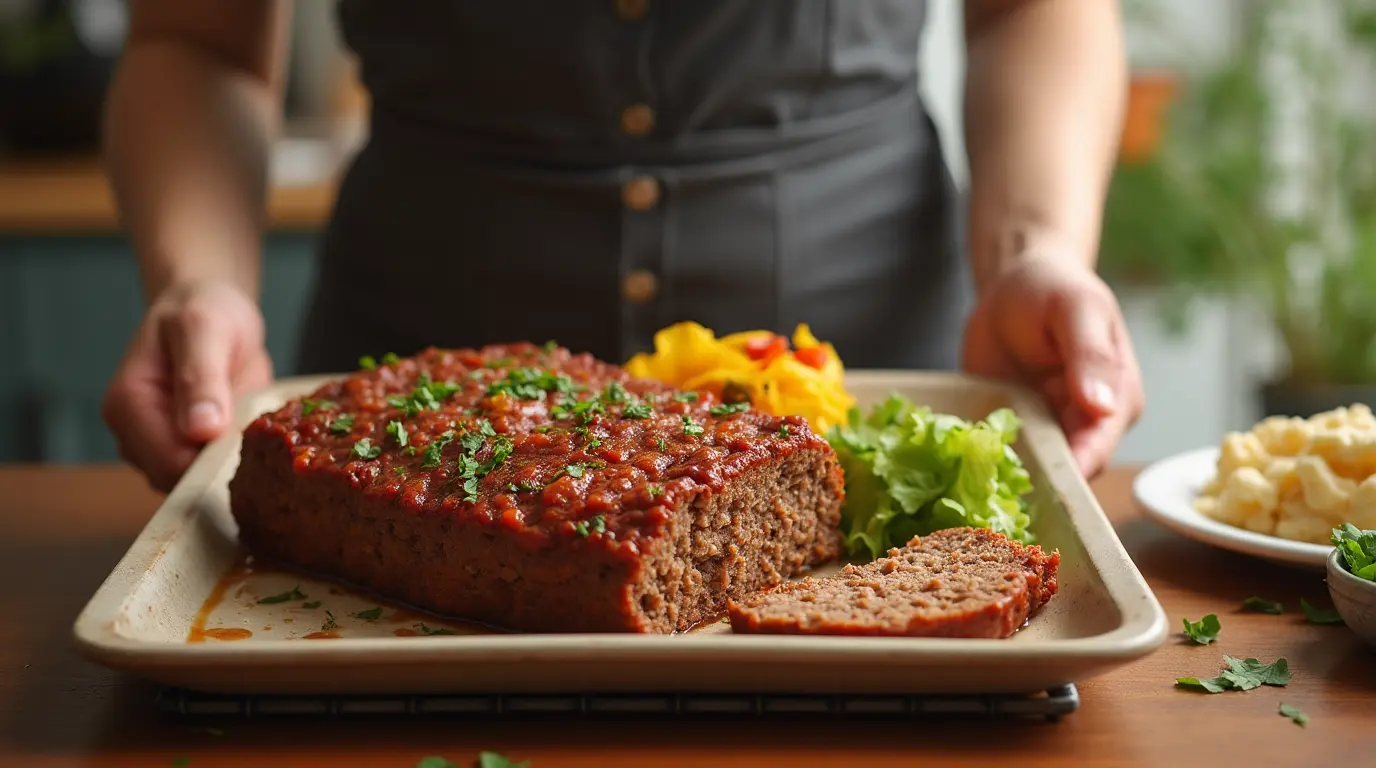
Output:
[296, 0, 971, 373]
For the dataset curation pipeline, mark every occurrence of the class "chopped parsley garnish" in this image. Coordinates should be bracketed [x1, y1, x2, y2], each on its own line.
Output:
[478, 436, 515, 475]
[258, 586, 306, 604]
[779, 424, 790, 437]
[477, 419, 497, 437]
[1279, 703, 1309, 727]
[351, 438, 382, 460]
[301, 601, 321, 609]
[602, 381, 631, 403]
[462, 477, 480, 503]
[321, 611, 339, 632]
[403, 445, 417, 456]
[543, 339, 558, 353]
[486, 356, 516, 369]
[570, 398, 604, 423]
[622, 402, 653, 419]
[421, 430, 457, 470]
[1175, 655, 1289, 693]
[1181, 614, 1220, 645]
[674, 392, 699, 403]
[709, 402, 750, 416]
[510, 480, 543, 493]
[574, 514, 607, 538]
[352, 607, 384, 621]
[389, 375, 462, 417]
[171, 758, 191, 768]
[328, 414, 355, 434]
[1332, 522, 1376, 581]
[381, 352, 400, 366]
[1300, 597, 1344, 625]
[648, 485, 665, 498]
[415, 758, 457, 768]
[386, 420, 409, 447]
[486, 367, 577, 400]
[416, 623, 455, 636]
[460, 431, 486, 454]
[586, 437, 603, 449]
[682, 415, 705, 436]
[658, 438, 667, 451]
[359, 355, 377, 370]
[301, 398, 335, 417]
[533, 426, 554, 434]
[393, 466, 407, 477]
[1242, 596, 1283, 615]
[566, 463, 587, 479]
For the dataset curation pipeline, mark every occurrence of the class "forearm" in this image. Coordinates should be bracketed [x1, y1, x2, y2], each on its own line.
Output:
[103, 39, 281, 303]
[962, 0, 1127, 290]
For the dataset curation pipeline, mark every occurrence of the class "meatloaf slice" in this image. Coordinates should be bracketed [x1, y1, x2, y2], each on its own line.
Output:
[228, 342, 845, 634]
[725, 527, 1060, 638]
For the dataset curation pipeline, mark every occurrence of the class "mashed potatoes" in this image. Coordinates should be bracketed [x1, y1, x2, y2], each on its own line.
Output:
[1197, 404, 1376, 543]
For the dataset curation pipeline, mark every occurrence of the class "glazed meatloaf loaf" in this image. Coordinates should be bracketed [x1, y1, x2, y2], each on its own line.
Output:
[726, 527, 1060, 638]
[228, 342, 845, 633]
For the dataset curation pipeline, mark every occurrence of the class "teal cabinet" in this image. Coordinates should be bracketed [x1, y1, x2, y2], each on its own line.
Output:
[0, 234, 318, 463]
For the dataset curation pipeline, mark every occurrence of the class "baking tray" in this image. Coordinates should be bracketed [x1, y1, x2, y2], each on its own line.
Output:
[72, 370, 1168, 695]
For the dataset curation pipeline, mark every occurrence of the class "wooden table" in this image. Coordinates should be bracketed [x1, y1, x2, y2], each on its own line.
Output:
[1, 465, 1370, 767]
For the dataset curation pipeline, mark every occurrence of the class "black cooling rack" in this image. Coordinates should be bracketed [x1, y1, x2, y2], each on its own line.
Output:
[153, 684, 1078, 722]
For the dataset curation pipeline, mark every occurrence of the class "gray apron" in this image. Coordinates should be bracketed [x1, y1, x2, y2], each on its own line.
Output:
[296, 0, 972, 375]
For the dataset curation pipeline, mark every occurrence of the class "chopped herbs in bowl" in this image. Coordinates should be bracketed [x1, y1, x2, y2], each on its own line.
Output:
[1326, 523, 1376, 648]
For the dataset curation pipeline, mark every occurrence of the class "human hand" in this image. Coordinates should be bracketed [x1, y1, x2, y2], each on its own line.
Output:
[102, 280, 274, 492]
[961, 254, 1144, 478]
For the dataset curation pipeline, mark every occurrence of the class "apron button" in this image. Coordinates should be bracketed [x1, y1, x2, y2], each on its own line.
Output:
[614, 0, 647, 20]
[622, 176, 660, 210]
[620, 104, 655, 137]
[622, 270, 659, 303]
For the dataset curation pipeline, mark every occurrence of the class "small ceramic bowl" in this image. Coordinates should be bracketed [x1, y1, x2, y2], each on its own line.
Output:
[1328, 548, 1376, 648]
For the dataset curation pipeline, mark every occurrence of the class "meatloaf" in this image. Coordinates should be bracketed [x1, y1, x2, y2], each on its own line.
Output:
[726, 527, 1060, 638]
[228, 342, 845, 633]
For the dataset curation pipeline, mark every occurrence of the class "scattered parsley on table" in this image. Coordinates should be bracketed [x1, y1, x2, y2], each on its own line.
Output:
[1278, 703, 1309, 727]
[1176, 655, 1289, 693]
[1300, 597, 1344, 625]
[1181, 613, 1220, 645]
[1241, 596, 1283, 614]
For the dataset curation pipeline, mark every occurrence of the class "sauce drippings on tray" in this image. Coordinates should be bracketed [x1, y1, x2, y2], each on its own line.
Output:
[186, 551, 489, 642]
[187, 627, 253, 642]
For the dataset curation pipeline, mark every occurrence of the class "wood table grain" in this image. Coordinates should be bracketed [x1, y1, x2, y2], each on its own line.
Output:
[0, 464, 1370, 767]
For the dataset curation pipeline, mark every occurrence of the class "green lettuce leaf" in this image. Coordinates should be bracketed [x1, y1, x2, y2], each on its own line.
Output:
[825, 393, 1037, 559]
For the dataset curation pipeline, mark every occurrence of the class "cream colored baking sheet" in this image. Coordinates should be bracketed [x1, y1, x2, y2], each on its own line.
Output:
[72, 370, 1167, 695]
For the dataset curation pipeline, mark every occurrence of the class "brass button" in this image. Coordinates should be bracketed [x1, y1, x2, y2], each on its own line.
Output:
[622, 270, 658, 303]
[620, 104, 655, 137]
[622, 176, 660, 210]
[614, 0, 647, 20]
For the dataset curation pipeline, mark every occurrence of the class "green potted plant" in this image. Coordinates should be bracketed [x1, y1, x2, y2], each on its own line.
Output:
[1100, 0, 1376, 418]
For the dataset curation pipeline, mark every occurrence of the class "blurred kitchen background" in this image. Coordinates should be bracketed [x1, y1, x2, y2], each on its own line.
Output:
[0, 0, 1369, 466]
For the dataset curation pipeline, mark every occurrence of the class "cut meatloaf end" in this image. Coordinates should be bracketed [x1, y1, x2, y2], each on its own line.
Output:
[726, 527, 1060, 638]
[228, 342, 845, 634]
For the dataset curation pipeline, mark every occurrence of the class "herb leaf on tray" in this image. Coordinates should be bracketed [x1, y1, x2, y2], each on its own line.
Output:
[1241, 596, 1283, 614]
[1181, 613, 1221, 644]
[824, 394, 1035, 559]
[1332, 523, 1376, 580]
[257, 586, 306, 604]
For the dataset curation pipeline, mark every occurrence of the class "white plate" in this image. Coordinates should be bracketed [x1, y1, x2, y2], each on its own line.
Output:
[1134, 447, 1331, 569]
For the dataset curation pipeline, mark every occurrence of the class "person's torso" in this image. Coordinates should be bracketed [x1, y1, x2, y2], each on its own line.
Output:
[301, 0, 970, 374]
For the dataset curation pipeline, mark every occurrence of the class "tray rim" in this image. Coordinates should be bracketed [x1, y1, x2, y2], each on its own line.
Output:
[70, 368, 1168, 683]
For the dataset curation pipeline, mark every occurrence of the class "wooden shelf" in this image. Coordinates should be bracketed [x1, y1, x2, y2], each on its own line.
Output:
[0, 156, 337, 235]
